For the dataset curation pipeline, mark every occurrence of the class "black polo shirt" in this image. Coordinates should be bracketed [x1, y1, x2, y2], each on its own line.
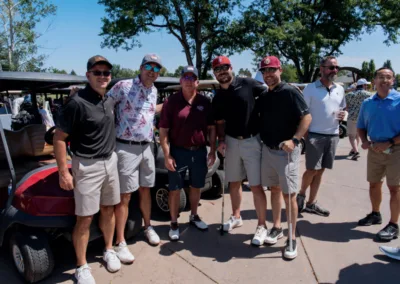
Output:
[57, 85, 116, 158]
[259, 82, 309, 147]
[212, 77, 266, 138]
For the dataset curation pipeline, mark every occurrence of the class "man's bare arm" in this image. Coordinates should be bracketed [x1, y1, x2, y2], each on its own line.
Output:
[216, 120, 225, 141]
[294, 114, 312, 139]
[208, 125, 216, 152]
[54, 129, 74, 190]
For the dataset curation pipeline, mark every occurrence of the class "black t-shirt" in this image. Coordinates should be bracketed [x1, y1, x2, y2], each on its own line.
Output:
[212, 77, 266, 137]
[259, 82, 309, 147]
[57, 85, 116, 158]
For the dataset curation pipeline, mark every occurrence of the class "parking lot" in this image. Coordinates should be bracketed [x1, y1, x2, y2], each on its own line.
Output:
[0, 139, 399, 283]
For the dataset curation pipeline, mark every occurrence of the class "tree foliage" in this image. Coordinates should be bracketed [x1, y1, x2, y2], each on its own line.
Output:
[99, 0, 243, 79]
[46, 67, 67, 74]
[360, 59, 375, 81]
[111, 64, 140, 78]
[383, 59, 392, 70]
[281, 64, 299, 83]
[238, 68, 252, 78]
[0, 0, 56, 71]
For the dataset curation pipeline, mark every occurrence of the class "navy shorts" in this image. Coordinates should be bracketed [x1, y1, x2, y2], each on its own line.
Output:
[168, 146, 208, 191]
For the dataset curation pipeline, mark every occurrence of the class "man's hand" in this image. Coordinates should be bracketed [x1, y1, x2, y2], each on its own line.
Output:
[207, 152, 216, 168]
[337, 111, 346, 121]
[217, 141, 226, 157]
[372, 142, 391, 153]
[59, 171, 74, 191]
[280, 139, 295, 153]
[361, 140, 372, 150]
[69, 87, 80, 97]
[165, 155, 177, 172]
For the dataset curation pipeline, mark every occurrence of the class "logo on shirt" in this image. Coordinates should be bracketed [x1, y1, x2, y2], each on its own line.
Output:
[197, 105, 204, 111]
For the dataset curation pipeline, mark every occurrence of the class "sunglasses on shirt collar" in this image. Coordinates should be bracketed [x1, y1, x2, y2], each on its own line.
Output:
[89, 70, 111, 77]
[213, 64, 231, 73]
[143, 64, 161, 73]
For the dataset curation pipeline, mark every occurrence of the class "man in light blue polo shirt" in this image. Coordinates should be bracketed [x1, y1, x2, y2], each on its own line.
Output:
[357, 66, 400, 241]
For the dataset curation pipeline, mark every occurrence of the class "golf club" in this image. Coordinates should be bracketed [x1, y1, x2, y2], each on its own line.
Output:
[220, 154, 225, 236]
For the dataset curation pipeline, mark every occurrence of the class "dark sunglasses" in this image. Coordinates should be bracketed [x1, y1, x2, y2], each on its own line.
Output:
[213, 64, 230, 73]
[182, 75, 197, 82]
[260, 67, 278, 74]
[144, 64, 161, 73]
[322, 65, 340, 71]
[89, 70, 111, 77]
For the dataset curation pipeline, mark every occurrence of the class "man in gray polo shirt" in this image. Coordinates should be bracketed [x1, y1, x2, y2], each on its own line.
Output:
[297, 56, 346, 217]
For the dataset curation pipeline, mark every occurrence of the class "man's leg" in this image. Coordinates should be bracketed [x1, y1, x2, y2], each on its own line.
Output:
[307, 169, 325, 204]
[230, 181, 243, 218]
[283, 193, 298, 240]
[169, 190, 181, 223]
[99, 205, 116, 250]
[270, 186, 282, 228]
[349, 134, 358, 153]
[115, 193, 132, 244]
[299, 169, 317, 196]
[251, 184, 267, 226]
[139, 187, 152, 228]
[189, 186, 201, 216]
[388, 185, 400, 224]
[370, 182, 383, 213]
[73, 215, 93, 266]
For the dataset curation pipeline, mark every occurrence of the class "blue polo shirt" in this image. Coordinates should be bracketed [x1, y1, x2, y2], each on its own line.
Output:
[357, 90, 400, 142]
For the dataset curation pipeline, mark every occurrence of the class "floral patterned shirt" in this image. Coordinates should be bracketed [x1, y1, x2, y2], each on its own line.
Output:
[346, 89, 371, 121]
[107, 77, 157, 142]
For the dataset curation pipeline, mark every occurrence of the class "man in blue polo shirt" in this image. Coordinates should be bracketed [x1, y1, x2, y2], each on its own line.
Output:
[357, 66, 400, 241]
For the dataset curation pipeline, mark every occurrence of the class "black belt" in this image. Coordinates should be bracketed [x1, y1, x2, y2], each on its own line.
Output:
[173, 145, 206, 151]
[74, 152, 112, 160]
[229, 133, 258, 140]
[308, 132, 339, 137]
[117, 138, 150, 145]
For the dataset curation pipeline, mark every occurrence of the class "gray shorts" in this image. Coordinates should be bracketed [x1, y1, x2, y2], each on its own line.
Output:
[261, 145, 300, 194]
[305, 132, 340, 170]
[116, 142, 155, 194]
[225, 134, 262, 186]
[72, 152, 121, 216]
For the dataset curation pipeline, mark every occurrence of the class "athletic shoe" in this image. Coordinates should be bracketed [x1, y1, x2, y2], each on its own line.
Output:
[75, 263, 96, 284]
[169, 222, 180, 241]
[264, 227, 283, 245]
[348, 150, 355, 156]
[144, 226, 160, 245]
[358, 212, 382, 226]
[103, 249, 121, 272]
[304, 202, 330, 217]
[283, 239, 298, 260]
[379, 246, 400, 260]
[189, 214, 208, 230]
[251, 225, 268, 246]
[296, 194, 306, 213]
[377, 223, 399, 241]
[115, 241, 135, 264]
[351, 152, 360, 160]
[223, 215, 243, 232]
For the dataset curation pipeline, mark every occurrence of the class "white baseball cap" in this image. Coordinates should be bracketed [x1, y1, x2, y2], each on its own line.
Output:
[357, 78, 371, 86]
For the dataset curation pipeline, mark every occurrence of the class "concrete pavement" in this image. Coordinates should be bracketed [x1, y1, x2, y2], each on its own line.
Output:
[0, 139, 399, 283]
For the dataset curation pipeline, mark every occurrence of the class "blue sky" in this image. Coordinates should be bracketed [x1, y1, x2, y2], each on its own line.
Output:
[36, 0, 400, 79]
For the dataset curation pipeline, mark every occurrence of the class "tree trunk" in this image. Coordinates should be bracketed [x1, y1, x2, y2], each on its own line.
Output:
[7, 0, 14, 70]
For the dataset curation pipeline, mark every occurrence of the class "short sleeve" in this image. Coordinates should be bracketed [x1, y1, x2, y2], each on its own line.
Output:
[56, 99, 80, 135]
[107, 81, 126, 104]
[302, 84, 312, 107]
[212, 92, 225, 122]
[251, 79, 267, 98]
[357, 102, 366, 129]
[159, 97, 171, 129]
[340, 89, 347, 109]
[206, 99, 215, 126]
[291, 87, 310, 117]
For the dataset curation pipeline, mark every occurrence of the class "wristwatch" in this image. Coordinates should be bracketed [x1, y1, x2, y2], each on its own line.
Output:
[389, 138, 395, 146]
[292, 137, 300, 146]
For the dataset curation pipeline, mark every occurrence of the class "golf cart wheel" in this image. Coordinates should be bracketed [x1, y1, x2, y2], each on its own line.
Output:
[9, 231, 54, 283]
[339, 124, 347, 139]
[155, 186, 186, 213]
[207, 170, 224, 198]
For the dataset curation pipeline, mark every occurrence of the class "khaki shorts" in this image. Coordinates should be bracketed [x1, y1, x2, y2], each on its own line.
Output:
[347, 120, 358, 137]
[261, 145, 300, 194]
[367, 145, 400, 186]
[116, 142, 155, 194]
[225, 134, 262, 186]
[72, 152, 120, 216]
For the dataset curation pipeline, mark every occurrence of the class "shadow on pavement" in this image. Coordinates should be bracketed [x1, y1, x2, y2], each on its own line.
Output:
[334, 155, 350, 160]
[158, 223, 282, 262]
[297, 220, 376, 242]
[241, 209, 288, 224]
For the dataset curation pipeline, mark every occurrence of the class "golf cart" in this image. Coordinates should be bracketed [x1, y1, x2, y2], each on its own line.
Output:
[0, 72, 142, 283]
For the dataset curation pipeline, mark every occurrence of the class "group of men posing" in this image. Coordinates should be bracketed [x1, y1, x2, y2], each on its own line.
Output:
[54, 53, 400, 284]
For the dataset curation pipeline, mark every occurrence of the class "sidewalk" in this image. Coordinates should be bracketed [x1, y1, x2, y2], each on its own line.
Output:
[1, 139, 399, 283]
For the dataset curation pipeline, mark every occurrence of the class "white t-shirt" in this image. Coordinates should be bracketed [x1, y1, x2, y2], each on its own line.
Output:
[11, 97, 24, 116]
[303, 80, 346, 135]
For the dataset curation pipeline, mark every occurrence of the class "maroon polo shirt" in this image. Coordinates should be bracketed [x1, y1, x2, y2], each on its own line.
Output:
[159, 91, 214, 148]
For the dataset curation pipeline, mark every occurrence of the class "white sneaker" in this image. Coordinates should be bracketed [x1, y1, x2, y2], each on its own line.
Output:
[103, 249, 121, 272]
[115, 241, 135, 264]
[189, 215, 208, 230]
[145, 226, 160, 245]
[223, 215, 243, 232]
[251, 225, 268, 246]
[169, 222, 180, 241]
[75, 263, 96, 284]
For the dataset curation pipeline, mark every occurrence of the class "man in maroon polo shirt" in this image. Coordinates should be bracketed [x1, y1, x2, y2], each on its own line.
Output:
[159, 66, 217, 241]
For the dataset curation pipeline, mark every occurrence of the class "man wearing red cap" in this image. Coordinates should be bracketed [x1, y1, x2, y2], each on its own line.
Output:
[212, 55, 269, 246]
[258, 56, 311, 259]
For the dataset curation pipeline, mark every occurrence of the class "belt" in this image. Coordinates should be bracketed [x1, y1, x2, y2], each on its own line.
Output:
[74, 152, 112, 160]
[308, 132, 339, 137]
[266, 145, 281, 150]
[117, 138, 150, 145]
[173, 145, 205, 151]
[230, 133, 257, 140]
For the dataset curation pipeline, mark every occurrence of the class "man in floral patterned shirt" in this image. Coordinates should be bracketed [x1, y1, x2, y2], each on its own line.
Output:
[346, 78, 371, 160]
[107, 54, 163, 264]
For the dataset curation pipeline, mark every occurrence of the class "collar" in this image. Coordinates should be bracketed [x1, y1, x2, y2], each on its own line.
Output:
[84, 84, 105, 100]
[179, 91, 201, 105]
[372, 89, 399, 101]
[134, 75, 154, 90]
[267, 82, 285, 92]
[315, 80, 337, 90]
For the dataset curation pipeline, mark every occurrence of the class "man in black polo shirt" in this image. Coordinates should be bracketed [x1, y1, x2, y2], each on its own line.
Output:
[212, 55, 269, 246]
[54, 55, 121, 283]
[258, 56, 311, 259]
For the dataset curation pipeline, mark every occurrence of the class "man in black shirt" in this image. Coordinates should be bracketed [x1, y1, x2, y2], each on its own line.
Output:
[258, 56, 311, 259]
[54, 55, 121, 283]
[212, 56, 269, 246]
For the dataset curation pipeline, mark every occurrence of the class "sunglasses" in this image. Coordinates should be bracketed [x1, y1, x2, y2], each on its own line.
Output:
[89, 70, 111, 77]
[322, 65, 340, 71]
[260, 67, 278, 74]
[143, 64, 161, 73]
[213, 64, 230, 73]
[182, 75, 197, 82]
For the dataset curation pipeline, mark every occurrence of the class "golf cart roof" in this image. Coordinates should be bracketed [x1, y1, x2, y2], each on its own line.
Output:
[0, 71, 87, 93]
[164, 79, 220, 91]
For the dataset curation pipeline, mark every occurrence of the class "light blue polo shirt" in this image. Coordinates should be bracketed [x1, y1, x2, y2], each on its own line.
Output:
[357, 90, 400, 142]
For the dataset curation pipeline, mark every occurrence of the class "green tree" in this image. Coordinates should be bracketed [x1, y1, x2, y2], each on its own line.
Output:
[281, 64, 299, 83]
[70, 69, 77, 75]
[173, 66, 185, 78]
[111, 64, 139, 78]
[383, 59, 393, 70]
[0, 0, 57, 71]
[99, 0, 243, 79]
[46, 67, 67, 74]
[361, 61, 369, 78]
[368, 59, 376, 80]
[238, 68, 252, 78]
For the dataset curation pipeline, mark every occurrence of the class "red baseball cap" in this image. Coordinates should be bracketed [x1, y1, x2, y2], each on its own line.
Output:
[212, 56, 231, 69]
[258, 56, 281, 70]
